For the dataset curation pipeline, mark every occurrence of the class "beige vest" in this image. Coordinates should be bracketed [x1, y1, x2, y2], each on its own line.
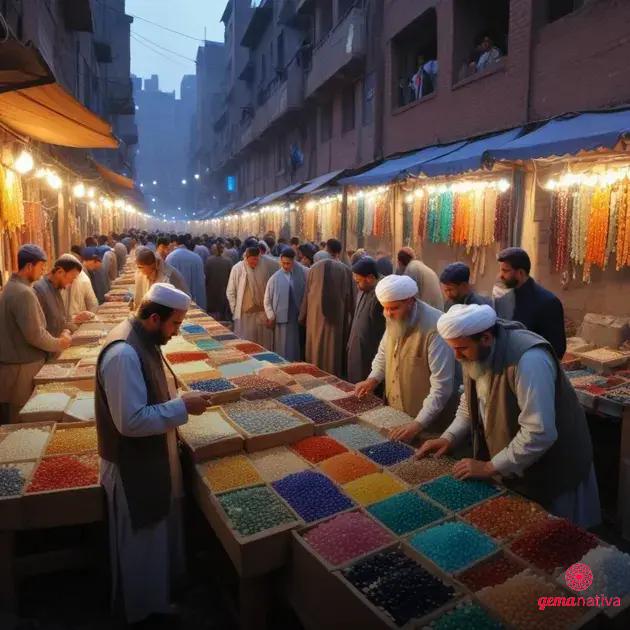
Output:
[465, 321, 593, 506]
[385, 300, 456, 432]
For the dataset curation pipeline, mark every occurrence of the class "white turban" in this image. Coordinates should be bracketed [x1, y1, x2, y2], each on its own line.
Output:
[437, 304, 497, 339]
[375, 274, 418, 304]
[145, 282, 191, 311]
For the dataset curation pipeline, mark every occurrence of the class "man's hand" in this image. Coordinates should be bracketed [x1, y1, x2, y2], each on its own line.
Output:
[354, 378, 378, 399]
[58, 331, 72, 350]
[416, 437, 452, 459]
[181, 391, 212, 415]
[265, 317, 276, 329]
[452, 458, 496, 481]
[74, 311, 95, 324]
[389, 421, 421, 444]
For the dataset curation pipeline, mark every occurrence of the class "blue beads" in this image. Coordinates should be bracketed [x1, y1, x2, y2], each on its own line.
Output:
[272, 471, 353, 522]
[409, 521, 498, 573]
[360, 441, 415, 466]
[431, 602, 504, 630]
[278, 392, 318, 408]
[367, 491, 445, 535]
[296, 400, 349, 425]
[181, 323, 206, 335]
[252, 352, 287, 364]
[420, 475, 500, 511]
[188, 378, 235, 393]
[195, 338, 224, 351]
[218, 359, 263, 378]
[212, 333, 239, 341]
[326, 424, 387, 451]
[343, 549, 455, 626]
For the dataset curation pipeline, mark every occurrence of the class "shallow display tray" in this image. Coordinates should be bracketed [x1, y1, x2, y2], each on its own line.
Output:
[579, 348, 629, 374]
[0, 460, 38, 528]
[223, 404, 315, 453]
[177, 407, 244, 463]
[43, 421, 97, 456]
[18, 393, 74, 424]
[191, 471, 303, 578]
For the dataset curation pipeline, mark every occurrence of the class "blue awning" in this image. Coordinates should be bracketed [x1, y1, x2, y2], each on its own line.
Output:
[488, 109, 630, 161]
[420, 128, 523, 177]
[339, 142, 466, 186]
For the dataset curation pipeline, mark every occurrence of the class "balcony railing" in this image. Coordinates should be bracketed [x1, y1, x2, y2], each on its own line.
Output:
[305, 7, 365, 98]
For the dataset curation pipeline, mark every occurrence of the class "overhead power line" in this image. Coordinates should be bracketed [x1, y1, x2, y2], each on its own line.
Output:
[130, 34, 192, 68]
[131, 30, 198, 64]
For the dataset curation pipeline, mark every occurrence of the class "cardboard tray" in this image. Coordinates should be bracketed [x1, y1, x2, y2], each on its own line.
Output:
[43, 421, 97, 457]
[191, 470, 303, 578]
[177, 407, 244, 463]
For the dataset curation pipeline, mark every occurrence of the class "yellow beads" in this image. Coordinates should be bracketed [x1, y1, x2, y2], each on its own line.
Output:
[203, 454, 262, 493]
[343, 472, 407, 506]
[46, 426, 98, 455]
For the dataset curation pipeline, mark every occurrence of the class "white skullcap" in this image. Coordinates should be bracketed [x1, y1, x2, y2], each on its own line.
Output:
[437, 304, 497, 339]
[145, 282, 191, 311]
[375, 274, 418, 304]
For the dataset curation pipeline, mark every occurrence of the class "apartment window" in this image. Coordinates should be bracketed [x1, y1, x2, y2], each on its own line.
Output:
[362, 72, 375, 126]
[392, 8, 437, 108]
[317, 0, 333, 44]
[453, 0, 509, 84]
[547, 0, 585, 22]
[320, 101, 333, 142]
[342, 84, 355, 133]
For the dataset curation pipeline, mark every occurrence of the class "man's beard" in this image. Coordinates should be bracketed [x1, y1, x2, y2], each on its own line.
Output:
[385, 314, 412, 341]
[460, 344, 493, 381]
[149, 328, 169, 345]
[503, 276, 518, 289]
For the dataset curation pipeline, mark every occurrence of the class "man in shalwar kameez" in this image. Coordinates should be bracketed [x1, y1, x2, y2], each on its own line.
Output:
[299, 239, 354, 377]
[226, 246, 276, 349]
[95, 283, 212, 624]
[264, 248, 308, 361]
[419, 304, 601, 528]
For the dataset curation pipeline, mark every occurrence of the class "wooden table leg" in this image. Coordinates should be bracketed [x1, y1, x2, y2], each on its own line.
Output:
[0, 530, 17, 612]
[239, 575, 269, 630]
[617, 407, 630, 540]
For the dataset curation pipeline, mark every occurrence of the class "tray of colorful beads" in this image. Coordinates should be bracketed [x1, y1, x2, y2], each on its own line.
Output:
[43, 422, 98, 456]
[578, 347, 628, 373]
[170, 359, 222, 383]
[53, 344, 101, 364]
[221, 400, 314, 452]
[177, 407, 243, 462]
[18, 392, 73, 423]
[192, 457, 303, 577]
[358, 406, 416, 434]
[0, 460, 38, 527]
[32, 362, 76, 385]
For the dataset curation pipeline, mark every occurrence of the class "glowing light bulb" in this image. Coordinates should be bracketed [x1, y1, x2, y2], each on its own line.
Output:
[14, 150, 33, 174]
[73, 183, 86, 198]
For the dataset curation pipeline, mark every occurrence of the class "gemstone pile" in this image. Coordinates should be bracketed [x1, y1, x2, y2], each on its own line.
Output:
[252, 352, 287, 364]
[295, 400, 350, 425]
[390, 457, 455, 486]
[332, 394, 383, 415]
[430, 602, 503, 630]
[318, 452, 379, 484]
[326, 424, 387, 450]
[27, 454, 99, 492]
[367, 491, 445, 535]
[292, 436, 348, 463]
[203, 455, 262, 493]
[420, 476, 500, 511]
[0, 462, 35, 497]
[456, 552, 525, 591]
[177, 410, 238, 447]
[218, 485, 296, 536]
[360, 441, 415, 466]
[409, 521, 497, 573]
[45, 426, 97, 455]
[249, 447, 310, 482]
[343, 472, 407, 506]
[272, 471, 353, 522]
[224, 400, 304, 435]
[0, 427, 51, 463]
[188, 378, 235, 393]
[302, 511, 393, 566]
[359, 406, 414, 431]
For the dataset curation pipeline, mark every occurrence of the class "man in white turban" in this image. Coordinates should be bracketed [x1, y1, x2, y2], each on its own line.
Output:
[95, 283, 212, 624]
[419, 304, 600, 528]
[355, 274, 458, 441]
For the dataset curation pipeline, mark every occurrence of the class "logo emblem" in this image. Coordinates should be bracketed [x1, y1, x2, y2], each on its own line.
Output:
[565, 563, 593, 592]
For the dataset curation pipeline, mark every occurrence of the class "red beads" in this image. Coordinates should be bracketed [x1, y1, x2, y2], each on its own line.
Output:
[292, 436, 348, 464]
[27, 454, 99, 493]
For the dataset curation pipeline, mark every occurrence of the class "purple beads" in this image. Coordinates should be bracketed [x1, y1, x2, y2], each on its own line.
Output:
[188, 378, 235, 393]
[272, 470, 353, 522]
[360, 441, 415, 466]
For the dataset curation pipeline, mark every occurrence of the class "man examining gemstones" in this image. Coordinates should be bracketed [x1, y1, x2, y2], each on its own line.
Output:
[354, 274, 458, 442]
[95, 283, 212, 625]
[419, 304, 601, 528]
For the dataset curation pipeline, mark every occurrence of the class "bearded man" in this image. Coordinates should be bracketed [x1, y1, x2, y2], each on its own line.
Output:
[419, 304, 600, 527]
[354, 274, 458, 440]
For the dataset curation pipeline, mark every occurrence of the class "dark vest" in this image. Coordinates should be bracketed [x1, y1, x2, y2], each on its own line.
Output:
[465, 320, 593, 507]
[95, 318, 172, 530]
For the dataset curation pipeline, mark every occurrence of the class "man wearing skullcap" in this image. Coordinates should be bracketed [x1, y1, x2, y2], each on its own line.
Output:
[62, 249, 99, 320]
[495, 247, 566, 358]
[439, 262, 493, 312]
[355, 274, 458, 440]
[419, 304, 600, 527]
[227, 246, 277, 348]
[33, 255, 94, 343]
[0, 245, 72, 422]
[96, 283, 212, 624]
[347, 257, 385, 384]
[264, 248, 309, 361]
[300, 239, 354, 377]
[134, 247, 190, 309]
[396, 247, 444, 311]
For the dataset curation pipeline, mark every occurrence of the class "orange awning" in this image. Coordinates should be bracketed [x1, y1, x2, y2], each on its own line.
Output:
[0, 40, 55, 93]
[94, 161, 135, 190]
[0, 82, 118, 148]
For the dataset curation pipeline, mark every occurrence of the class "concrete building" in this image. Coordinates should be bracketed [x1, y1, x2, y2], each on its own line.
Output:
[201, 0, 630, 210]
[1, 0, 138, 175]
[134, 74, 197, 218]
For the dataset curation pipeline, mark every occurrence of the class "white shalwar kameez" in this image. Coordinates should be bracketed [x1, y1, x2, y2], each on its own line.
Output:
[99, 342, 188, 623]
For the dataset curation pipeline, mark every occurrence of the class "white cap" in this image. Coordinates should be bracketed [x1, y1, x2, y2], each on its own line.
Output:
[375, 274, 418, 304]
[437, 304, 497, 339]
[144, 282, 191, 311]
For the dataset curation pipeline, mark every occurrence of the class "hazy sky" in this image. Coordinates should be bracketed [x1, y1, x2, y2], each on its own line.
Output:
[127, 0, 225, 96]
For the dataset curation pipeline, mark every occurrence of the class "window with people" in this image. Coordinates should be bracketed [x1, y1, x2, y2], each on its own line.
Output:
[453, 0, 509, 83]
[392, 8, 438, 108]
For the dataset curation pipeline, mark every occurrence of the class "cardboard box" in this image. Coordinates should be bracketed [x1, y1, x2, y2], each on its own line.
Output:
[580, 314, 630, 349]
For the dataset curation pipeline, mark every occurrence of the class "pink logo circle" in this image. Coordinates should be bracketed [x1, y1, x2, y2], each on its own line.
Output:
[565, 563, 593, 591]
